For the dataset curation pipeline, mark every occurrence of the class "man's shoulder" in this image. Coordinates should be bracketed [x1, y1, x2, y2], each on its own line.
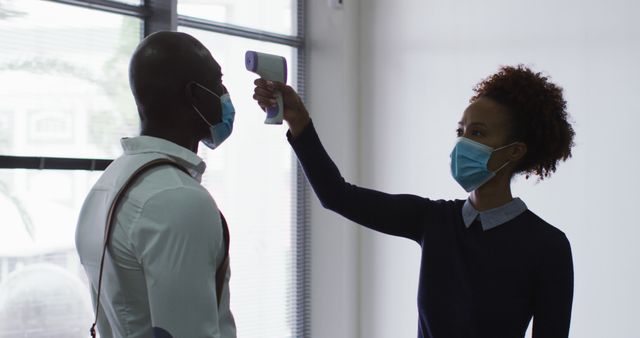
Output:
[91, 153, 168, 191]
[129, 184, 221, 246]
[144, 184, 214, 210]
[80, 152, 215, 237]
[99, 153, 205, 202]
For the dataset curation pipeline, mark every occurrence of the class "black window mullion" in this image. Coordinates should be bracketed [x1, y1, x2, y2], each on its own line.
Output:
[45, 0, 149, 18]
[294, 0, 310, 337]
[144, 0, 177, 36]
[0, 156, 112, 171]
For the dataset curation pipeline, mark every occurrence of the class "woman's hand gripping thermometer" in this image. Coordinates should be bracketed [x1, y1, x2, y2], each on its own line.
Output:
[245, 51, 287, 124]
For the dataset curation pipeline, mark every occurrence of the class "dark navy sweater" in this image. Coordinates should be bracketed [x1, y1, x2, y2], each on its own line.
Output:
[288, 122, 573, 338]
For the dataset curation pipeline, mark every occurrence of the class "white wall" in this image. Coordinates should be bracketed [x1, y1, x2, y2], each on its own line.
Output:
[308, 0, 640, 337]
[306, 1, 361, 338]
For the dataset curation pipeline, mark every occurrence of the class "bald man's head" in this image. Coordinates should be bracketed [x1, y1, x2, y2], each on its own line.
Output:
[129, 31, 222, 125]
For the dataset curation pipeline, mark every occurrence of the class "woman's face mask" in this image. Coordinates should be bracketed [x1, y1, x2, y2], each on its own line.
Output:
[450, 137, 517, 192]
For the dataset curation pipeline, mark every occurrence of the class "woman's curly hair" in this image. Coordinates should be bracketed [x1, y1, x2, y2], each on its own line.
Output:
[471, 65, 575, 180]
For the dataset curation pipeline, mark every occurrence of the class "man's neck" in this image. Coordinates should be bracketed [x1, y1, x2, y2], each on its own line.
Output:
[140, 126, 199, 153]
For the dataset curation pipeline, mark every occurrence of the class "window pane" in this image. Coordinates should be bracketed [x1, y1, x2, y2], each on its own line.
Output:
[0, 169, 100, 337]
[178, 0, 297, 36]
[113, 0, 142, 5]
[179, 27, 298, 338]
[0, 0, 142, 159]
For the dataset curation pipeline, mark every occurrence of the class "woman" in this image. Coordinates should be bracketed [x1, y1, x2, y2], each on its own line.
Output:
[253, 65, 574, 338]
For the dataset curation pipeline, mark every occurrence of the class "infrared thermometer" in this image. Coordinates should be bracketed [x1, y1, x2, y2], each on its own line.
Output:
[245, 51, 287, 124]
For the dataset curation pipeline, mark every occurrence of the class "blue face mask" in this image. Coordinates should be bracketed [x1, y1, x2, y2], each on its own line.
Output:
[190, 82, 235, 150]
[450, 137, 517, 192]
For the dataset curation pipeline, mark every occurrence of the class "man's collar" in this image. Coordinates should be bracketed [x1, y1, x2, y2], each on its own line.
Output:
[462, 198, 528, 231]
[121, 136, 206, 180]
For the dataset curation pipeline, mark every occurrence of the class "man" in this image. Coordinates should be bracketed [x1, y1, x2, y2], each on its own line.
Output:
[76, 31, 236, 338]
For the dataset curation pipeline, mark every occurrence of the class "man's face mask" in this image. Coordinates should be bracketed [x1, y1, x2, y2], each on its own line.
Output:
[449, 137, 518, 192]
[189, 82, 235, 150]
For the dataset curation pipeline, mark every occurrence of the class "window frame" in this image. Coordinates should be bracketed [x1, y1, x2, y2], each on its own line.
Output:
[0, 0, 310, 336]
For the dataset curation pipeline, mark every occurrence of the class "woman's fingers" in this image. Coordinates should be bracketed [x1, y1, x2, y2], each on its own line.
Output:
[254, 78, 268, 87]
[252, 93, 272, 109]
[253, 81, 281, 106]
[254, 78, 288, 92]
[254, 86, 276, 99]
[253, 79, 293, 112]
[253, 94, 276, 106]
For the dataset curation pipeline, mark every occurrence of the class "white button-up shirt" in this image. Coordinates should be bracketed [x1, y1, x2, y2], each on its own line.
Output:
[76, 136, 236, 338]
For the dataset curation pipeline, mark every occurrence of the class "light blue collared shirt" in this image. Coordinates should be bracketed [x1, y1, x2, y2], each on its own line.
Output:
[462, 198, 528, 231]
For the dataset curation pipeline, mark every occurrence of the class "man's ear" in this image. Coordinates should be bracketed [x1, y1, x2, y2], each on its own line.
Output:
[184, 81, 197, 103]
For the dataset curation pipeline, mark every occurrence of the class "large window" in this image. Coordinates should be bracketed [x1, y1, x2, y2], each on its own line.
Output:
[179, 0, 296, 35]
[0, 1, 308, 337]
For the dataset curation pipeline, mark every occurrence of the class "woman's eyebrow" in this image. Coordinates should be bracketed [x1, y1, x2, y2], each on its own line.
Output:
[459, 122, 489, 128]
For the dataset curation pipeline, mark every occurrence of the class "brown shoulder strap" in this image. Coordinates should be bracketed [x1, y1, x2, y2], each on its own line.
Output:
[216, 213, 230, 306]
[90, 159, 229, 337]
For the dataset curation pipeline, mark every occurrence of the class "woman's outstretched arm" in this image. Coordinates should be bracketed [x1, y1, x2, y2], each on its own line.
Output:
[254, 80, 444, 242]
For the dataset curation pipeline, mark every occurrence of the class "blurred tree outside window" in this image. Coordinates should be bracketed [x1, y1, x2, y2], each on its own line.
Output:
[0, 1, 141, 336]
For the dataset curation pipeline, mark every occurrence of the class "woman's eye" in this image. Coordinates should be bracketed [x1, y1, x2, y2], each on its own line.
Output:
[471, 130, 483, 137]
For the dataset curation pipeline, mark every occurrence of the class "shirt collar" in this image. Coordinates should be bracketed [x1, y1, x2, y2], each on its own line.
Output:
[462, 197, 528, 231]
[121, 136, 206, 181]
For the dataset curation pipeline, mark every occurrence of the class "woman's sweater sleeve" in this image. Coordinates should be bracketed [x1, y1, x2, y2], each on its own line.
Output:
[288, 121, 429, 242]
[532, 232, 574, 338]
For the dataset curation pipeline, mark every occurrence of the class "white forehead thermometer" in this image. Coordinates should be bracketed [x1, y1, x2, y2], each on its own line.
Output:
[245, 51, 288, 124]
